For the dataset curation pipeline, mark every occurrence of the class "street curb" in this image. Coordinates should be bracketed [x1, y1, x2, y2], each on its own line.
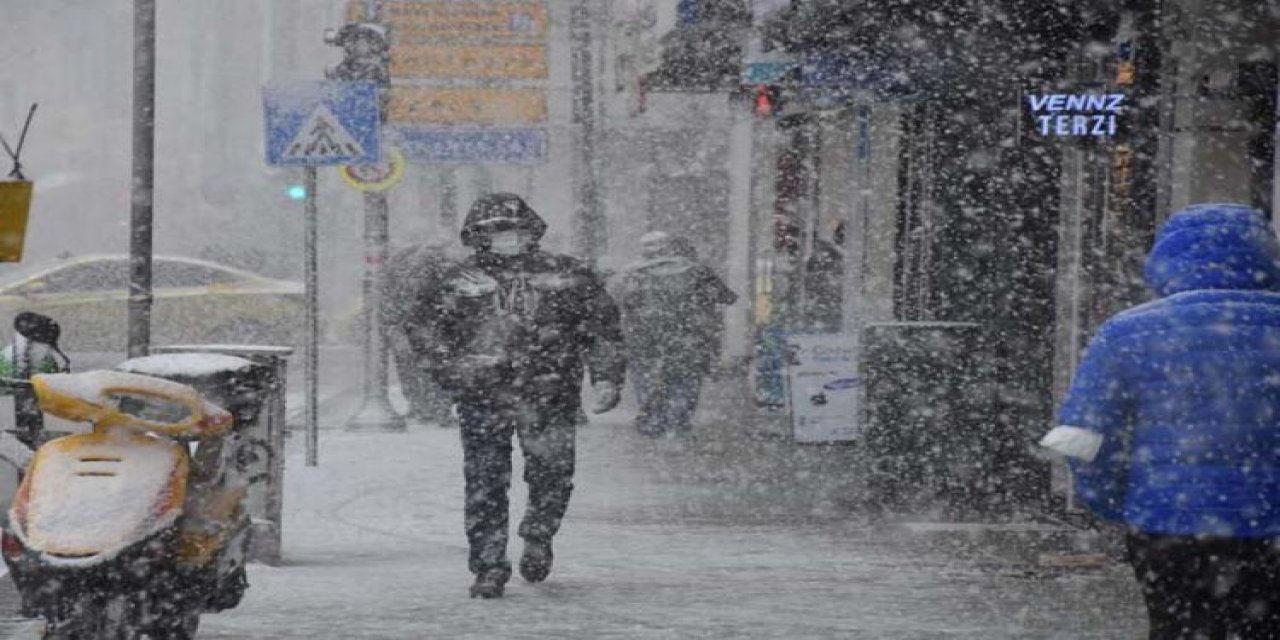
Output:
[888, 519, 1122, 569]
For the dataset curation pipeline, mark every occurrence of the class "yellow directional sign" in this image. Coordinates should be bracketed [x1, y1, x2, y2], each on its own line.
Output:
[348, 1, 547, 42]
[391, 44, 547, 79]
[387, 87, 547, 125]
[0, 181, 32, 262]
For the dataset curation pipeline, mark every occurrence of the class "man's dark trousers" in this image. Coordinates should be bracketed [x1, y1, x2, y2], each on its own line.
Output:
[457, 392, 576, 580]
[631, 354, 704, 435]
[1127, 532, 1280, 639]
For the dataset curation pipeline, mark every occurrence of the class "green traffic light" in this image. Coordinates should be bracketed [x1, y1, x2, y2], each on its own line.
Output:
[287, 185, 307, 200]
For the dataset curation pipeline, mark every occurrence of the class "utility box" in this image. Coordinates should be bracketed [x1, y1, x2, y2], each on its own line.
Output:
[862, 322, 1006, 517]
[118, 346, 292, 565]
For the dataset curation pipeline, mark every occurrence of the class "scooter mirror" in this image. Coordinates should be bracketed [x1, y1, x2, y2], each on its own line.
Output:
[13, 311, 59, 346]
[12, 311, 70, 373]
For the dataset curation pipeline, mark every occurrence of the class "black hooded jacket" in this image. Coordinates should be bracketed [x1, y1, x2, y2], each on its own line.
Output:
[408, 194, 625, 406]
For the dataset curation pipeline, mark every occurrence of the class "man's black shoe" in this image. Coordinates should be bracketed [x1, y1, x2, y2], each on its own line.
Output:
[520, 539, 553, 583]
[469, 571, 506, 599]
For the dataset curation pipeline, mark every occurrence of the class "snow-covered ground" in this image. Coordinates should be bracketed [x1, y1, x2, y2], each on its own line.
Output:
[0, 350, 1147, 638]
[189, 392, 1145, 639]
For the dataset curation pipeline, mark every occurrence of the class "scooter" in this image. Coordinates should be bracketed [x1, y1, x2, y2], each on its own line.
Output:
[2, 367, 253, 639]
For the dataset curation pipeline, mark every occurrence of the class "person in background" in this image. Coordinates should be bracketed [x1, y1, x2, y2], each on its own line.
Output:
[1041, 204, 1280, 639]
[615, 231, 737, 438]
[409, 193, 625, 599]
[385, 242, 457, 426]
[803, 222, 845, 332]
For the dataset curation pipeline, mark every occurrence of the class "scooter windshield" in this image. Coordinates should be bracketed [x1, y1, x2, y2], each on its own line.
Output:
[31, 371, 232, 438]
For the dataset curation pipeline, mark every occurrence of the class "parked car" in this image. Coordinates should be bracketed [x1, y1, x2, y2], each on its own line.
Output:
[0, 255, 304, 352]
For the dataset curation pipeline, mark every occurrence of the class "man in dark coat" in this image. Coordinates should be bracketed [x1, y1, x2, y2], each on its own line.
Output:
[385, 242, 457, 425]
[615, 231, 736, 437]
[409, 193, 625, 599]
[1042, 204, 1280, 638]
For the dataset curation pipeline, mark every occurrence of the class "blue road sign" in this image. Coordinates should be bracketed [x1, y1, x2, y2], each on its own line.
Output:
[263, 81, 381, 166]
[742, 61, 795, 85]
[392, 128, 546, 165]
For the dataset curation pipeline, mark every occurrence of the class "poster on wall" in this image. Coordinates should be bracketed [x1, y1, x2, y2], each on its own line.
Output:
[785, 334, 861, 443]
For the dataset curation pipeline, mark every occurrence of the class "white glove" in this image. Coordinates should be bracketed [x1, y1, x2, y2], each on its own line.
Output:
[590, 381, 620, 414]
[1039, 425, 1103, 462]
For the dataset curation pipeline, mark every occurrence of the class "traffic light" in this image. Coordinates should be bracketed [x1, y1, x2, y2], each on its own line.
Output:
[286, 184, 307, 201]
[324, 22, 390, 85]
[753, 84, 781, 117]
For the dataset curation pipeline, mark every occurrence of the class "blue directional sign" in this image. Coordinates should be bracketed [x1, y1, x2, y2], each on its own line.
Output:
[392, 128, 546, 165]
[263, 81, 381, 166]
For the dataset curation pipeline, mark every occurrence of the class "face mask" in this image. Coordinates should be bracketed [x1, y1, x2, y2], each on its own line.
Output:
[487, 230, 529, 256]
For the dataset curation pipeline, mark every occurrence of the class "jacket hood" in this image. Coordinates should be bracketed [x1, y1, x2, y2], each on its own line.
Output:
[460, 193, 547, 248]
[1144, 204, 1280, 297]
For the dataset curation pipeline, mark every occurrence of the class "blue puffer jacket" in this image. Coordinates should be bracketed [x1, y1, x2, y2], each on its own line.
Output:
[1057, 203, 1280, 537]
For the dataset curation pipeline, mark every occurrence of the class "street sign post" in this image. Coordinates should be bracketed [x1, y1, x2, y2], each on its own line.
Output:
[263, 81, 382, 167]
[263, 79, 384, 465]
[324, 9, 406, 437]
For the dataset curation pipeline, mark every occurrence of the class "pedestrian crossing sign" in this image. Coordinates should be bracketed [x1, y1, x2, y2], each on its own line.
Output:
[263, 81, 381, 166]
[283, 104, 366, 161]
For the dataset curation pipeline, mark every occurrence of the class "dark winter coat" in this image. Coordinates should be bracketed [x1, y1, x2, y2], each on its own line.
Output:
[410, 202, 624, 408]
[1055, 203, 1280, 537]
[616, 255, 737, 370]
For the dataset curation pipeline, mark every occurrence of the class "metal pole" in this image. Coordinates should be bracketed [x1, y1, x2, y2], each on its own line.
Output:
[440, 167, 457, 233]
[347, 190, 404, 431]
[843, 102, 871, 436]
[346, 0, 404, 432]
[571, 0, 603, 261]
[724, 102, 754, 366]
[128, 0, 156, 359]
[304, 166, 320, 465]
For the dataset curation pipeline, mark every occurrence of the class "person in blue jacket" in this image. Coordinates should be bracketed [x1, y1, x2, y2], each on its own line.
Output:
[1042, 204, 1280, 639]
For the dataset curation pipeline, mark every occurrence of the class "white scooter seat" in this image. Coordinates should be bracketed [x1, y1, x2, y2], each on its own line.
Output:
[14, 431, 188, 560]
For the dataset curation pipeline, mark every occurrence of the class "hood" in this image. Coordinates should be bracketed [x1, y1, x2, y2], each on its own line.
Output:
[460, 193, 547, 248]
[1144, 203, 1280, 297]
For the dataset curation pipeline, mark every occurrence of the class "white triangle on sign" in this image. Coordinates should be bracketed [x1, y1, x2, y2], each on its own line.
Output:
[283, 104, 366, 160]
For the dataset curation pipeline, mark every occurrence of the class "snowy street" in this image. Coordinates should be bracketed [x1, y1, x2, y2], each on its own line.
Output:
[0, 350, 1149, 639]
[177, 373, 1142, 638]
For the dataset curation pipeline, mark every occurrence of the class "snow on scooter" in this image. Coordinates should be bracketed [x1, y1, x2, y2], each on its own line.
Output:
[2, 368, 253, 639]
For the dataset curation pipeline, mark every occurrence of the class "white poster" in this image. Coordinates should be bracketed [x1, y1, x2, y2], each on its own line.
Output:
[786, 334, 861, 442]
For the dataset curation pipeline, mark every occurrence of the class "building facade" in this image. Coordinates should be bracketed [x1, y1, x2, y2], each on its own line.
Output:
[614, 0, 1279, 514]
